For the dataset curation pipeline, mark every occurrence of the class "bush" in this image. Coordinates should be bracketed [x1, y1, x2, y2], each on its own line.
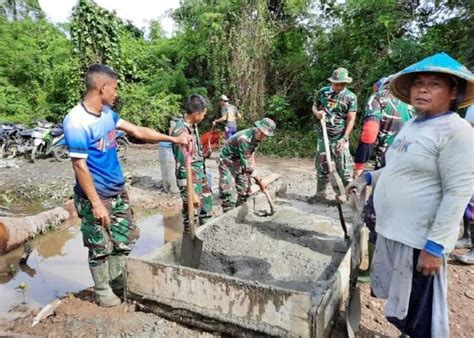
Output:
[257, 129, 317, 158]
[117, 84, 182, 132]
[266, 95, 297, 124]
[257, 126, 361, 159]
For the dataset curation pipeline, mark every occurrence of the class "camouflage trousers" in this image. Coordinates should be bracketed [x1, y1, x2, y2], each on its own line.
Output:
[218, 158, 250, 210]
[177, 161, 213, 228]
[74, 191, 138, 267]
[315, 136, 354, 189]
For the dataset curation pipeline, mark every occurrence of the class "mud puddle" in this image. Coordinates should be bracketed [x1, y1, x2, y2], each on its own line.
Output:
[0, 210, 183, 319]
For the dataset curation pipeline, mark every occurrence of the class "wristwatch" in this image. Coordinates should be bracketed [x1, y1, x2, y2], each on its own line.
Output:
[342, 136, 348, 142]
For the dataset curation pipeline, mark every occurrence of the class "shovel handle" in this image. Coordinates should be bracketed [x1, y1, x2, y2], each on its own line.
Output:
[185, 141, 196, 238]
[252, 176, 276, 214]
[263, 190, 276, 214]
[320, 119, 334, 172]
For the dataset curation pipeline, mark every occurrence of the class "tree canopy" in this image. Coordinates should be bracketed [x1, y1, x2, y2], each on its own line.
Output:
[0, 0, 472, 138]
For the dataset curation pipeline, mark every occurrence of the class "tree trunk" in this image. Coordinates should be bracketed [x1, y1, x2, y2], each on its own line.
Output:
[0, 205, 71, 254]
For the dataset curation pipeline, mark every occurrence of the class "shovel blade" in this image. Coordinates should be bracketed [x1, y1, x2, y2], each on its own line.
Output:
[346, 284, 361, 338]
[180, 232, 204, 268]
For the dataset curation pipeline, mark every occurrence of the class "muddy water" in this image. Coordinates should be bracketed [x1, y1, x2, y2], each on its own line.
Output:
[0, 211, 182, 319]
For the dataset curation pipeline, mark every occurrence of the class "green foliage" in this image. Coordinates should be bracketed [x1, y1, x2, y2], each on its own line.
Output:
[70, 0, 122, 70]
[0, 12, 74, 122]
[69, 0, 123, 105]
[0, 0, 472, 159]
[266, 94, 297, 125]
[118, 84, 181, 131]
[257, 129, 317, 158]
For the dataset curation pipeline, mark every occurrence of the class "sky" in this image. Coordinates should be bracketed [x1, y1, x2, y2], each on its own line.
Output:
[38, 0, 181, 35]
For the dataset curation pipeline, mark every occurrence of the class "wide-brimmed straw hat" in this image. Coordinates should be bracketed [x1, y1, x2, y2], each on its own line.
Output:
[390, 52, 474, 108]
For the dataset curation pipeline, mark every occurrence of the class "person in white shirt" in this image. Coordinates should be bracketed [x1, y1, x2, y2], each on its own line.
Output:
[347, 53, 474, 338]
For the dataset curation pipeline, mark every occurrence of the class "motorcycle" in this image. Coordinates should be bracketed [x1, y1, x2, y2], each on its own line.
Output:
[0, 123, 25, 158]
[29, 125, 68, 162]
[115, 130, 130, 160]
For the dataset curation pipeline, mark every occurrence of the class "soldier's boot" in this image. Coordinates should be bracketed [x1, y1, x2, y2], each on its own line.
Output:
[90, 261, 121, 307]
[455, 219, 471, 249]
[454, 222, 474, 265]
[109, 255, 127, 297]
[235, 194, 248, 207]
[310, 181, 331, 202]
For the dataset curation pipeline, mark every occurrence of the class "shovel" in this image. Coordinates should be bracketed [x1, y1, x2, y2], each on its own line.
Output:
[320, 117, 346, 203]
[180, 142, 203, 269]
[252, 176, 275, 216]
[344, 189, 367, 337]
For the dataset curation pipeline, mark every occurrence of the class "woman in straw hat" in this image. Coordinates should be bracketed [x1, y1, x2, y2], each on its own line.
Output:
[347, 52, 474, 338]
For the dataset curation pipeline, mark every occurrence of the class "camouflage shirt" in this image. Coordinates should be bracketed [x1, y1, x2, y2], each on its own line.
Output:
[314, 86, 358, 138]
[219, 127, 260, 174]
[171, 117, 204, 179]
[363, 86, 414, 169]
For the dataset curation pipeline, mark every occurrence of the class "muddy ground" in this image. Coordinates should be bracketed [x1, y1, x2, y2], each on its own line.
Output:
[0, 145, 472, 337]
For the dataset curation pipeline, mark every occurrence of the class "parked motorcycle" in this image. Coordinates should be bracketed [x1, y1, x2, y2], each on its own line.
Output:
[0, 123, 25, 158]
[29, 124, 68, 163]
[116, 130, 130, 160]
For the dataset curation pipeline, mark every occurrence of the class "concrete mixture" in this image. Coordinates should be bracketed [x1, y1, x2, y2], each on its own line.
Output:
[198, 199, 347, 293]
[125, 191, 352, 337]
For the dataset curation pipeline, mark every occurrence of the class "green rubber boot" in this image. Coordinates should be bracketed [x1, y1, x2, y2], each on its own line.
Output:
[90, 261, 121, 307]
[358, 242, 375, 283]
[109, 255, 127, 296]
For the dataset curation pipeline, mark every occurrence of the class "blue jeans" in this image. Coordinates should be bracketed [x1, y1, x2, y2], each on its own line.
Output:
[224, 127, 237, 140]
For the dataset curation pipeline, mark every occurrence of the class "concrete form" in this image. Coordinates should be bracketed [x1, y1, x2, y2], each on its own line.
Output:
[125, 190, 352, 337]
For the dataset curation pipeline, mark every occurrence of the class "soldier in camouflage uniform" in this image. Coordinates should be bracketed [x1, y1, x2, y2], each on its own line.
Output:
[218, 118, 276, 211]
[312, 67, 357, 198]
[354, 77, 414, 176]
[172, 94, 213, 229]
[353, 77, 414, 280]
[63, 64, 188, 307]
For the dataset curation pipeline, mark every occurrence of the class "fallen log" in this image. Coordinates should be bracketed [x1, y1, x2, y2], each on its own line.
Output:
[0, 206, 71, 255]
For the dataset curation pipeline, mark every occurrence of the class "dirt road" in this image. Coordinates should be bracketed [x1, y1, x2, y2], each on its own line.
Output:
[0, 145, 472, 337]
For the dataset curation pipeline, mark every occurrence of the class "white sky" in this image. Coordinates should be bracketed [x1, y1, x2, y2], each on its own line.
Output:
[38, 0, 180, 34]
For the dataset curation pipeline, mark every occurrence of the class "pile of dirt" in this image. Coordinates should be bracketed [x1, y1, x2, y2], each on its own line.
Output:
[5, 290, 215, 337]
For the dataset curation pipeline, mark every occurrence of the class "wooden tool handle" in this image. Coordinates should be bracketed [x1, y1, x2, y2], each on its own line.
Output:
[185, 141, 196, 238]
[320, 119, 334, 172]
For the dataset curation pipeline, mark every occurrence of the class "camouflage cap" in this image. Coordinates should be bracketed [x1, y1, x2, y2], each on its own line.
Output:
[328, 67, 353, 84]
[254, 117, 276, 136]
